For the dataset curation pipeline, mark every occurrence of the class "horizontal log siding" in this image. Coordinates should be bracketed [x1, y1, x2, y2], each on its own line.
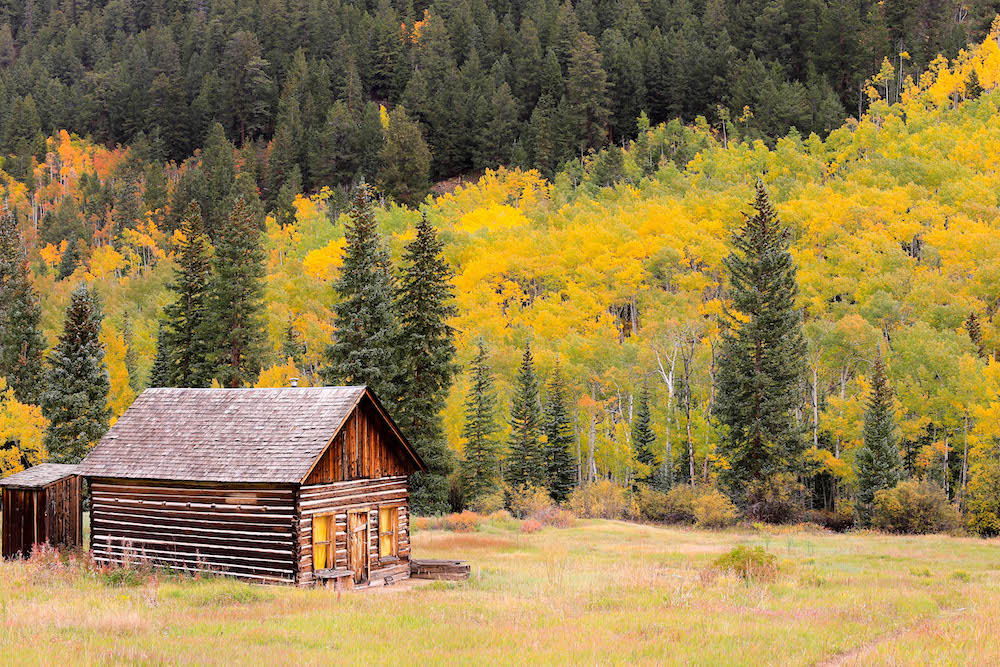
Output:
[90, 479, 297, 583]
[297, 476, 410, 587]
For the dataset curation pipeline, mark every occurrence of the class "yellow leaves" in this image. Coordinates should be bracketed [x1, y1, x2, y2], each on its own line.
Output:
[255, 358, 309, 388]
[379, 104, 390, 130]
[302, 239, 346, 282]
[456, 203, 530, 234]
[40, 240, 66, 269]
[87, 245, 125, 280]
[100, 322, 136, 423]
[804, 446, 851, 480]
[0, 377, 48, 477]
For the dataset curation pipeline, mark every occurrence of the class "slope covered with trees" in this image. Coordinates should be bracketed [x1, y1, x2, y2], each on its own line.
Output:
[7, 28, 1000, 527]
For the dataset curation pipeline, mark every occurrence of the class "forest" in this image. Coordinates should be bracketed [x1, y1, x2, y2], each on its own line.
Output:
[5, 12, 1000, 531]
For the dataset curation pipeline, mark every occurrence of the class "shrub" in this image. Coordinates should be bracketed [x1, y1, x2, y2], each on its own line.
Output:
[711, 545, 778, 582]
[636, 486, 671, 522]
[803, 508, 856, 532]
[662, 485, 701, 523]
[693, 490, 738, 528]
[484, 509, 521, 531]
[521, 519, 542, 534]
[507, 485, 554, 519]
[531, 506, 576, 528]
[469, 490, 506, 515]
[964, 464, 1000, 537]
[745, 474, 804, 524]
[441, 511, 483, 532]
[871, 479, 961, 534]
[569, 480, 628, 519]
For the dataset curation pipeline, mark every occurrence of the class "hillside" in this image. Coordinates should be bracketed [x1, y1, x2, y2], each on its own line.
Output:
[6, 29, 1000, 524]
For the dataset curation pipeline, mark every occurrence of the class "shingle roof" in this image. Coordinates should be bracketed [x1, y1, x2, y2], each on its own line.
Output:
[77, 386, 372, 484]
[0, 463, 80, 489]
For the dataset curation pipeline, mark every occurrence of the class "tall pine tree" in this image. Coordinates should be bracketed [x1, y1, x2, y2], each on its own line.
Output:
[395, 214, 457, 514]
[321, 184, 400, 402]
[162, 202, 215, 387]
[0, 212, 45, 404]
[149, 321, 171, 388]
[460, 342, 501, 504]
[505, 341, 546, 490]
[208, 181, 268, 387]
[855, 348, 901, 525]
[542, 360, 576, 502]
[632, 384, 657, 487]
[716, 179, 806, 501]
[41, 285, 111, 463]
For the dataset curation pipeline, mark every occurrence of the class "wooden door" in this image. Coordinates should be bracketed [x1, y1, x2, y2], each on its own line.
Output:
[347, 510, 369, 584]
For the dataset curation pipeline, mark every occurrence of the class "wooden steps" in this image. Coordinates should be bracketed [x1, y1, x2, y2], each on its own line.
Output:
[410, 558, 470, 581]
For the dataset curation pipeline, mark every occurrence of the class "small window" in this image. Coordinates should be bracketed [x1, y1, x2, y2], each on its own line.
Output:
[313, 514, 334, 570]
[379, 507, 398, 558]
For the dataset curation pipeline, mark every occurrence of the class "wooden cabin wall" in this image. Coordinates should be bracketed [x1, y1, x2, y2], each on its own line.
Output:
[304, 399, 413, 485]
[90, 479, 298, 583]
[1, 488, 44, 559]
[297, 476, 410, 587]
[44, 476, 83, 550]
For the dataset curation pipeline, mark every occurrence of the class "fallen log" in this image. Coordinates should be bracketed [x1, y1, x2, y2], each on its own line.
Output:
[410, 558, 470, 580]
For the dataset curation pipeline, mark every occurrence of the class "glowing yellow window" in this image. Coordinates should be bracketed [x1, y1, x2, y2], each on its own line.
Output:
[379, 507, 398, 558]
[313, 515, 333, 570]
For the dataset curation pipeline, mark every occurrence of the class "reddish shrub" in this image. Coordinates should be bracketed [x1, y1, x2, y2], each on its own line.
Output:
[521, 519, 542, 534]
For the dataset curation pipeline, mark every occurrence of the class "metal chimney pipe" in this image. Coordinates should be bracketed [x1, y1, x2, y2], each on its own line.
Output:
[289, 377, 299, 387]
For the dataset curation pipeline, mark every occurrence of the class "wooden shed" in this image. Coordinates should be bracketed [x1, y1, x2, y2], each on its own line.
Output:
[77, 386, 426, 587]
[1, 464, 83, 559]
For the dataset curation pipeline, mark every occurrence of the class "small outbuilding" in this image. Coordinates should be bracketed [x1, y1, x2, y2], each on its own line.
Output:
[1, 463, 83, 559]
[77, 386, 425, 587]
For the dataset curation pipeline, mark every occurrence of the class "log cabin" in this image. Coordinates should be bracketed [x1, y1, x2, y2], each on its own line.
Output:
[1, 463, 83, 559]
[76, 386, 425, 587]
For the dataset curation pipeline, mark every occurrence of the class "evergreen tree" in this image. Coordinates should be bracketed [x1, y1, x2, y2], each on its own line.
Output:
[396, 214, 458, 514]
[505, 341, 546, 489]
[41, 284, 111, 463]
[149, 321, 171, 388]
[163, 202, 216, 387]
[716, 179, 807, 500]
[566, 31, 610, 153]
[855, 348, 901, 525]
[542, 360, 576, 502]
[0, 212, 45, 404]
[632, 384, 657, 487]
[122, 312, 143, 394]
[321, 184, 400, 402]
[207, 184, 268, 387]
[57, 237, 80, 281]
[967, 311, 985, 358]
[460, 342, 502, 504]
[378, 107, 431, 207]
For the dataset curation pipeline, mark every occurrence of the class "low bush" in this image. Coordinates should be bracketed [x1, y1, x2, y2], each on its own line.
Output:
[662, 485, 701, 523]
[507, 485, 554, 519]
[693, 490, 738, 528]
[804, 508, 856, 532]
[413, 511, 483, 532]
[871, 479, 961, 534]
[569, 480, 628, 519]
[636, 486, 671, 522]
[710, 545, 778, 582]
[468, 490, 506, 515]
[745, 474, 804, 524]
[521, 519, 542, 534]
[530, 506, 576, 528]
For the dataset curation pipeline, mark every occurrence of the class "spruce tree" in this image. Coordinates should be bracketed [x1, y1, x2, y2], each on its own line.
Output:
[855, 348, 901, 525]
[542, 360, 576, 502]
[395, 214, 457, 514]
[967, 311, 985, 358]
[163, 202, 215, 387]
[122, 312, 143, 394]
[460, 342, 502, 504]
[716, 179, 806, 500]
[0, 212, 45, 404]
[505, 341, 546, 490]
[42, 285, 111, 463]
[149, 321, 171, 388]
[632, 384, 658, 487]
[207, 183, 268, 388]
[321, 184, 400, 402]
[57, 237, 80, 280]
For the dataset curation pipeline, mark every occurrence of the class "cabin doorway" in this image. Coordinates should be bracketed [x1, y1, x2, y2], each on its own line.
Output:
[347, 510, 369, 584]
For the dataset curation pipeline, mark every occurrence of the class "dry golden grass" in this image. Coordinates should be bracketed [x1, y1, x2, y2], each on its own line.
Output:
[1, 520, 999, 664]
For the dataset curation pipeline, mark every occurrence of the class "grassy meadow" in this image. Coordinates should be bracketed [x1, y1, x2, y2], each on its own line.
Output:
[1, 519, 999, 665]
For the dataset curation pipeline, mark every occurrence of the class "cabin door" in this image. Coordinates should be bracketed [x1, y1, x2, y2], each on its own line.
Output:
[347, 510, 369, 584]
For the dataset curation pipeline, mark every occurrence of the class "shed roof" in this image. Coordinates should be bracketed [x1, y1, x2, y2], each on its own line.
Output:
[0, 463, 80, 489]
[77, 386, 418, 484]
